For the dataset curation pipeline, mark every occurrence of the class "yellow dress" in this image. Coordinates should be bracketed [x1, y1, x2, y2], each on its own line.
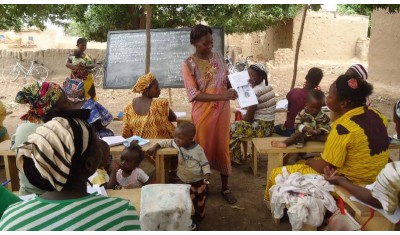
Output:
[122, 98, 175, 139]
[264, 106, 390, 201]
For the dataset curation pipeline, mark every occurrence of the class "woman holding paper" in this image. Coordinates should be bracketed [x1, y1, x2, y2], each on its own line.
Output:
[229, 63, 276, 165]
[182, 24, 238, 204]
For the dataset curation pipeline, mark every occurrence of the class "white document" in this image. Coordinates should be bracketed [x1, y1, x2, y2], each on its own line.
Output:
[102, 135, 126, 147]
[350, 184, 400, 223]
[276, 99, 288, 110]
[228, 71, 258, 108]
[174, 112, 187, 118]
[87, 184, 108, 197]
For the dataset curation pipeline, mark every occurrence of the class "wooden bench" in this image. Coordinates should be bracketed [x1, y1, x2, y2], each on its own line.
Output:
[110, 139, 178, 184]
[334, 185, 396, 230]
[0, 140, 18, 191]
[252, 137, 400, 179]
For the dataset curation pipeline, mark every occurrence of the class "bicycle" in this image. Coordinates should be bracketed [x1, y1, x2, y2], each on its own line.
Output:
[92, 60, 104, 87]
[2, 60, 49, 82]
[234, 56, 253, 72]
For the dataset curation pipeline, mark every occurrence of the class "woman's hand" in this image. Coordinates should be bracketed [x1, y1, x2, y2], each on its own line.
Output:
[323, 166, 346, 185]
[223, 89, 238, 101]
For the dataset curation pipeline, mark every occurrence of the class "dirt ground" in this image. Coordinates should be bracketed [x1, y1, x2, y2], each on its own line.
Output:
[1, 62, 399, 231]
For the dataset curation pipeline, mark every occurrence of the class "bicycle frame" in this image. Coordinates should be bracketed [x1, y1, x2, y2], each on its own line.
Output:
[14, 61, 36, 78]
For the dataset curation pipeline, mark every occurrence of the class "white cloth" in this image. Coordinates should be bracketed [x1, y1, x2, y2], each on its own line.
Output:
[140, 184, 192, 231]
[252, 83, 276, 121]
[116, 168, 149, 188]
[269, 167, 337, 230]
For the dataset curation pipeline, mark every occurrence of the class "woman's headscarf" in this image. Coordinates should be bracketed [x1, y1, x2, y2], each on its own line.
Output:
[348, 64, 368, 81]
[16, 113, 93, 192]
[371, 162, 400, 215]
[132, 72, 156, 93]
[15, 82, 63, 123]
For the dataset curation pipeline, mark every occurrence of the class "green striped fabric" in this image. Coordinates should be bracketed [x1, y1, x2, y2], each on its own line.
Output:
[0, 194, 140, 231]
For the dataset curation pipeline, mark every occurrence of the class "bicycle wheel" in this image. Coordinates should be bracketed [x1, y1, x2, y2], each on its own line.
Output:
[31, 65, 49, 82]
[2, 65, 20, 82]
[93, 67, 104, 87]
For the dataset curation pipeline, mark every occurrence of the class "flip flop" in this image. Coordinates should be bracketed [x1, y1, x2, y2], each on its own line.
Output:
[221, 189, 237, 204]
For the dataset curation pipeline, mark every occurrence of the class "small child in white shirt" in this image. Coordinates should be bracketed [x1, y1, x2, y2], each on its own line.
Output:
[147, 122, 211, 226]
[107, 141, 149, 189]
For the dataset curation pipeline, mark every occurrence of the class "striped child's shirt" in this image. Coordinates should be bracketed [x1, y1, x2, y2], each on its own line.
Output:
[0, 194, 140, 231]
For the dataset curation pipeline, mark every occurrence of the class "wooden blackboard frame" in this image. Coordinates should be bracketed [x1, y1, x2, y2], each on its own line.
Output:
[103, 27, 224, 89]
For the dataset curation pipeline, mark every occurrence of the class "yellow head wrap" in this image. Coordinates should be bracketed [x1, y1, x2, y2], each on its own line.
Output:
[132, 72, 156, 93]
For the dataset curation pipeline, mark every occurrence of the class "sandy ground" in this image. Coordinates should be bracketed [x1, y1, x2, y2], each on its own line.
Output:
[0, 62, 399, 231]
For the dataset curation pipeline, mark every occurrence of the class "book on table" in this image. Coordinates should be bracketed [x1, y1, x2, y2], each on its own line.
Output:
[101, 135, 126, 147]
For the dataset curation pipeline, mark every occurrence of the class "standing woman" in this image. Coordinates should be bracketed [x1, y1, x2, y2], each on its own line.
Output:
[65, 38, 97, 101]
[182, 24, 238, 204]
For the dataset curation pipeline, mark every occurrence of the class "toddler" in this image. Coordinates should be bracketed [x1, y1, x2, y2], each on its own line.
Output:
[69, 49, 88, 79]
[272, 89, 331, 148]
[107, 141, 149, 189]
[147, 122, 211, 226]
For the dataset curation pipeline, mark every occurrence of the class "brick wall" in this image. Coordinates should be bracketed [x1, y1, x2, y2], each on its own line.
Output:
[273, 48, 294, 67]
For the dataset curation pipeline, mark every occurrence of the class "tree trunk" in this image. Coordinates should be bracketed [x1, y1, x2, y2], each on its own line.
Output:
[290, 4, 308, 90]
[145, 4, 152, 74]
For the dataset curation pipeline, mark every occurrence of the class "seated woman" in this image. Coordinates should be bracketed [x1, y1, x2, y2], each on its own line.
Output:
[62, 78, 114, 138]
[264, 74, 390, 203]
[12, 81, 73, 196]
[324, 162, 400, 216]
[122, 72, 176, 139]
[275, 67, 324, 137]
[0, 111, 140, 231]
[229, 63, 276, 164]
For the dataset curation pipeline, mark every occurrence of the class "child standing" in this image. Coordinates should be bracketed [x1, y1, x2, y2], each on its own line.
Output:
[107, 141, 149, 189]
[147, 122, 211, 226]
[272, 89, 331, 148]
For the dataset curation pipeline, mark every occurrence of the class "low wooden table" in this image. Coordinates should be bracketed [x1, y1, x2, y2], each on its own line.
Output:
[106, 188, 142, 213]
[252, 137, 400, 179]
[110, 139, 178, 184]
[0, 140, 18, 191]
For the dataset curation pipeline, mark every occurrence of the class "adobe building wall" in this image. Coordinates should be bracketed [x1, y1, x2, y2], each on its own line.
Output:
[292, 10, 369, 63]
[225, 21, 293, 63]
[368, 10, 400, 87]
[225, 11, 369, 65]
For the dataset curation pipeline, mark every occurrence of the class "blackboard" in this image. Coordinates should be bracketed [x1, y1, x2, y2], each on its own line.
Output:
[104, 27, 224, 89]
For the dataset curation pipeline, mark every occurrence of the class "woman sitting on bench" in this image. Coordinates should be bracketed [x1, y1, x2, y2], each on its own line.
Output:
[264, 74, 390, 203]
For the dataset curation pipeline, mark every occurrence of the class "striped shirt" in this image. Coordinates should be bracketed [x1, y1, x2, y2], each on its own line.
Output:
[0, 194, 140, 231]
[252, 83, 276, 121]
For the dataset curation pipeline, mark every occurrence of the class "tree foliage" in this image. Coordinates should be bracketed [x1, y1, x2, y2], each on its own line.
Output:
[3, 4, 399, 42]
[0, 4, 305, 42]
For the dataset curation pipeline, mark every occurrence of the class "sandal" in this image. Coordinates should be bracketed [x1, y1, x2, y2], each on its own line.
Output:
[221, 189, 237, 204]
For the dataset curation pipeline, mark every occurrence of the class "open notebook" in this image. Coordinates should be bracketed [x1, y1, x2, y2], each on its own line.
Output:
[101, 136, 125, 147]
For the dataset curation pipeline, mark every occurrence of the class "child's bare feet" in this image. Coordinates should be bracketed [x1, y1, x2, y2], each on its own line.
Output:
[271, 141, 287, 148]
